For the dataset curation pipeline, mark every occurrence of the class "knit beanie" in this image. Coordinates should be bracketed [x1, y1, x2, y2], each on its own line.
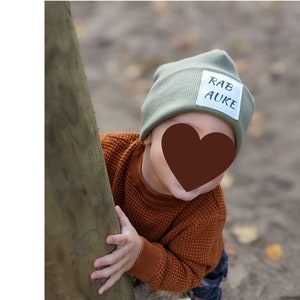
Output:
[140, 49, 254, 155]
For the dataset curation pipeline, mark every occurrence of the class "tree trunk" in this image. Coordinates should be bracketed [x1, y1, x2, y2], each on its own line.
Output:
[45, 2, 135, 299]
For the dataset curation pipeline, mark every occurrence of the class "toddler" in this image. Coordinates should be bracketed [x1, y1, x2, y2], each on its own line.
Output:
[90, 49, 254, 299]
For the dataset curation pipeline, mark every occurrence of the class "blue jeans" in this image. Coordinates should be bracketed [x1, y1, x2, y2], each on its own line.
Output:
[187, 249, 228, 300]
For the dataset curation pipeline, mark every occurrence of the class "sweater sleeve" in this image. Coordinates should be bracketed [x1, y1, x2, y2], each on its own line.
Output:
[127, 212, 225, 292]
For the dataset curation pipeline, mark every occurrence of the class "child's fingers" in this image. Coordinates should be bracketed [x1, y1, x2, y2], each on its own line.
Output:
[91, 258, 125, 280]
[98, 271, 123, 295]
[93, 254, 109, 269]
[115, 205, 130, 232]
[106, 233, 127, 246]
[92, 251, 116, 269]
[93, 247, 126, 269]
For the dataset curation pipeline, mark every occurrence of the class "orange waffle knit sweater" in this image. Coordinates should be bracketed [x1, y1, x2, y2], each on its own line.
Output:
[100, 132, 226, 292]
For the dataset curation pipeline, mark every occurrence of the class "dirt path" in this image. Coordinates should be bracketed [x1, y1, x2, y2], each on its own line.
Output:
[71, 2, 300, 299]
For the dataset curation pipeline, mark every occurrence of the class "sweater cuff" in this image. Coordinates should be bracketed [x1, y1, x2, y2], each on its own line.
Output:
[127, 237, 162, 282]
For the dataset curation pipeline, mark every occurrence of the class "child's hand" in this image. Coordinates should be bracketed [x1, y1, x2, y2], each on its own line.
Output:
[90, 205, 142, 295]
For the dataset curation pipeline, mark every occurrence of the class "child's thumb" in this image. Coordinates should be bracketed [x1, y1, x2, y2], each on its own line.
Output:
[115, 205, 130, 232]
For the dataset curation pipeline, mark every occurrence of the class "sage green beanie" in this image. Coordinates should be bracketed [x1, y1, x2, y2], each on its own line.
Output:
[140, 49, 254, 155]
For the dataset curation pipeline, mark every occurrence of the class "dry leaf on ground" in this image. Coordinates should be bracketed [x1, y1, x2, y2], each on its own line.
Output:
[265, 243, 283, 262]
[247, 111, 264, 138]
[232, 224, 259, 245]
[235, 58, 251, 73]
[221, 171, 234, 190]
[225, 242, 238, 258]
[73, 20, 85, 38]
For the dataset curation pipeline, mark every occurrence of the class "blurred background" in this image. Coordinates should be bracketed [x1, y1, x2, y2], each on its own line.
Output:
[71, 2, 300, 299]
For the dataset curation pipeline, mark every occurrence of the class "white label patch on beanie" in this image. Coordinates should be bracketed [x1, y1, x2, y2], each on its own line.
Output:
[196, 70, 243, 120]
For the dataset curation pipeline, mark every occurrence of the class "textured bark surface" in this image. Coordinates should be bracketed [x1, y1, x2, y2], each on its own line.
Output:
[45, 2, 135, 299]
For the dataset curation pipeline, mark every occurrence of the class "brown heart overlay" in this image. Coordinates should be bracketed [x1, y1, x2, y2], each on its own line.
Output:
[161, 123, 236, 192]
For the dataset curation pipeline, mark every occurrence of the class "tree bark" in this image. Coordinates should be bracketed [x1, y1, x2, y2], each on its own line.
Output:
[45, 2, 135, 299]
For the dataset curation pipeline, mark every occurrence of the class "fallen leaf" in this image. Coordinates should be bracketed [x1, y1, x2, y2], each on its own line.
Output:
[247, 112, 264, 138]
[139, 56, 165, 72]
[225, 242, 238, 258]
[122, 79, 150, 95]
[105, 60, 120, 75]
[260, 1, 280, 10]
[265, 243, 283, 262]
[231, 40, 244, 53]
[232, 225, 259, 245]
[270, 61, 287, 77]
[125, 64, 144, 79]
[221, 171, 234, 190]
[235, 58, 251, 73]
[178, 35, 198, 50]
[152, 1, 171, 17]
[73, 20, 85, 38]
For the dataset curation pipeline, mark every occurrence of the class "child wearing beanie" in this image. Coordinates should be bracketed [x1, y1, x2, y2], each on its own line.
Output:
[90, 49, 254, 299]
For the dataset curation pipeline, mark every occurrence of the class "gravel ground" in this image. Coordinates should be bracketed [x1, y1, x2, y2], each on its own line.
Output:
[71, 2, 300, 299]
